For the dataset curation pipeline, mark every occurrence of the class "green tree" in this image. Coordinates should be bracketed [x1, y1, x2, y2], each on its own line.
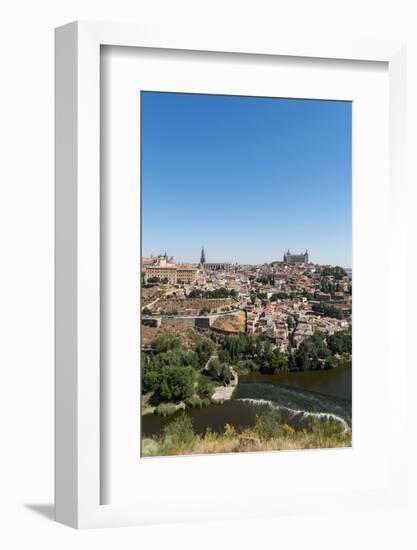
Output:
[158, 366, 195, 402]
[321, 266, 347, 280]
[271, 350, 289, 372]
[295, 333, 329, 371]
[320, 278, 332, 293]
[327, 329, 352, 354]
[263, 339, 273, 360]
[219, 363, 232, 383]
[142, 364, 162, 393]
[153, 335, 181, 353]
[207, 358, 221, 379]
[218, 347, 231, 363]
[195, 338, 214, 366]
[270, 292, 289, 301]
[259, 349, 288, 373]
[312, 303, 345, 319]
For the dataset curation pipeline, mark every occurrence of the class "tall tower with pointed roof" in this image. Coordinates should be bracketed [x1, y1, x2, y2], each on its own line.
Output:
[200, 246, 206, 266]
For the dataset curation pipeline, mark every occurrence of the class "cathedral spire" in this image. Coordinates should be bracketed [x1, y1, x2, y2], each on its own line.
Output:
[200, 246, 206, 266]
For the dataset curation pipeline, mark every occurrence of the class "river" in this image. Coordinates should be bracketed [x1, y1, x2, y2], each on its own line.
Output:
[141, 365, 352, 437]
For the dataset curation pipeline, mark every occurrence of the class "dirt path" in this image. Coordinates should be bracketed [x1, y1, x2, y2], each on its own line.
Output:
[211, 367, 238, 402]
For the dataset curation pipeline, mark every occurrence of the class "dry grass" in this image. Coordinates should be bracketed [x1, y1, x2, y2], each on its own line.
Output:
[141, 286, 168, 306]
[211, 311, 246, 333]
[141, 417, 352, 458]
[141, 326, 203, 348]
[153, 297, 235, 315]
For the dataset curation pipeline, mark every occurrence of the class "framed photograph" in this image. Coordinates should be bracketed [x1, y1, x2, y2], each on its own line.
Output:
[55, 21, 408, 528]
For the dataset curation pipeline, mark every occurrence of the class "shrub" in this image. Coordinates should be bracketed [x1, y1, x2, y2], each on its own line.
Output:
[197, 375, 216, 399]
[185, 395, 203, 408]
[325, 354, 339, 369]
[282, 424, 295, 437]
[201, 397, 211, 407]
[236, 359, 255, 373]
[253, 412, 284, 440]
[160, 414, 196, 454]
[311, 418, 344, 437]
[224, 423, 237, 439]
[155, 403, 177, 416]
[234, 366, 249, 376]
[337, 352, 352, 368]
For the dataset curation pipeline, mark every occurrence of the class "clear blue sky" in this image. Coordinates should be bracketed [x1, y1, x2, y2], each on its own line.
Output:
[141, 92, 352, 267]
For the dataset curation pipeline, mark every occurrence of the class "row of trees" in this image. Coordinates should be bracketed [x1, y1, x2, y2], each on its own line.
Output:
[320, 278, 347, 294]
[249, 291, 267, 303]
[218, 333, 289, 374]
[146, 276, 169, 284]
[188, 287, 238, 299]
[290, 329, 351, 371]
[216, 329, 352, 374]
[250, 291, 292, 304]
[142, 327, 352, 405]
[312, 302, 349, 319]
[320, 266, 347, 280]
[269, 292, 290, 301]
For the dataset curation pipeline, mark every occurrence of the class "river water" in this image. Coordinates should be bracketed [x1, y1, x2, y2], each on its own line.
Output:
[141, 366, 352, 437]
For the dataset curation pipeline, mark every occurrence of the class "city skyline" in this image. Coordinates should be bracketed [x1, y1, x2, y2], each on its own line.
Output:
[143, 247, 351, 269]
[141, 92, 352, 267]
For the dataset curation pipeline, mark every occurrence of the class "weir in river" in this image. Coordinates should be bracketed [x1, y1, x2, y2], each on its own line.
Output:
[141, 366, 352, 438]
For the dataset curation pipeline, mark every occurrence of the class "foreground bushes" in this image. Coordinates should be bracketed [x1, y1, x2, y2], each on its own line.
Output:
[155, 403, 177, 416]
[184, 395, 207, 408]
[158, 415, 197, 455]
[142, 413, 352, 457]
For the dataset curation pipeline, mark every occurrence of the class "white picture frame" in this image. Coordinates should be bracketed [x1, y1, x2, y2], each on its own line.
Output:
[55, 21, 407, 529]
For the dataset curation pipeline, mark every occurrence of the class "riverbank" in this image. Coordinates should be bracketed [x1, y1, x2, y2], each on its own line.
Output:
[142, 412, 352, 457]
[142, 366, 239, 416]
[210, 366, 238, 402]
[142, 366, 351, 436]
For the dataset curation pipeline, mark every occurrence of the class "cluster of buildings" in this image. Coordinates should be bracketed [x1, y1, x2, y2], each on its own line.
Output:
[142, 254, 197, 285]
[245, 296, 350, 351]
[142, 248, 233, 286]
[242, 257, 351, 349]
[142, 248, 352, 350]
